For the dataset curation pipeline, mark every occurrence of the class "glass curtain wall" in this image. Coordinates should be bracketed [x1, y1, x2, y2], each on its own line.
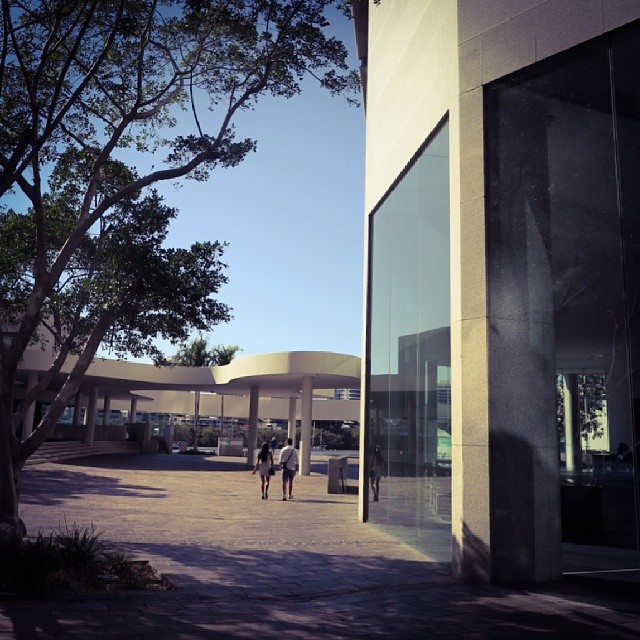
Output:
[486, 24, 640, 576]
[366, 121, 451, 559]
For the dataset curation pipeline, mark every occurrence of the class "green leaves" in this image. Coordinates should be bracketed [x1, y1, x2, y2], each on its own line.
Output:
[173, 335, 241, 367]
[167, 132, 256, 180]
[1, 0, 358, 201]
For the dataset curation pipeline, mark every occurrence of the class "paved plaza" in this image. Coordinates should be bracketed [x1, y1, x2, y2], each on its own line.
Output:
[1, 452, 639, 638]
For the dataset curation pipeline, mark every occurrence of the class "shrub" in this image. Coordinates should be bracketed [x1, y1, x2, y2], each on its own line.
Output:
[56, 521, 104, 571]
[0, 531, 63, 597]
[0, 522, 170, 598]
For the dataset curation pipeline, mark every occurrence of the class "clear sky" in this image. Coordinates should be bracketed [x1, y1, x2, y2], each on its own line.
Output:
[145, 11, 365, 362]
[2, 10, 365, 363]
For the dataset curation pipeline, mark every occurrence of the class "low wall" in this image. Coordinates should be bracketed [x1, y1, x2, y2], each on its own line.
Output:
[50, 424, 85, 440]
[50, 424, 126, 441]
[126, 422, 169, 454]
[95, 425, 127, 441]
[219, 438, 244, 456]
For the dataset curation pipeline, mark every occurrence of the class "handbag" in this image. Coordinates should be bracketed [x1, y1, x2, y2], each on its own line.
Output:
[268, 466, 275, 476]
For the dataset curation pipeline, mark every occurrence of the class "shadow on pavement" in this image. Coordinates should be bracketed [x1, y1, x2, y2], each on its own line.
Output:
[57, 453, 250, 473]
[20, 468, 167, 505]
[3, 542, 632, 640]
[7, 454, 640, 639]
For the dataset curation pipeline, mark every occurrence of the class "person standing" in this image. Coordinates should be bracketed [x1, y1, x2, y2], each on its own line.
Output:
[270, 435, 277, 457]
[252, 442, 274, 499]
[369, 445, 387, 502]
[279, 437, 299, 501]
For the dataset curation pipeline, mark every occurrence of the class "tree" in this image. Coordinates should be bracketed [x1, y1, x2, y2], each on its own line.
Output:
[210, 344, 241, 366]
[173, 336, 241, 367]
[173, 335, 240, 450]
[0, 0, 358, 542]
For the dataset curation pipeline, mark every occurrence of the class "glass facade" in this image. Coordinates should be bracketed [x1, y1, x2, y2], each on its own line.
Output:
[486, 24, 640, 576]
[365, 121, 451, 560]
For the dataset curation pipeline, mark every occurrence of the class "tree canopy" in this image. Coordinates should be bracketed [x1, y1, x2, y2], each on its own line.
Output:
[173, 336, 241, 367]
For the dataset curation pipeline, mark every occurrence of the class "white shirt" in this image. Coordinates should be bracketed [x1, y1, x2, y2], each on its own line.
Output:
[279, 445, 298, 469]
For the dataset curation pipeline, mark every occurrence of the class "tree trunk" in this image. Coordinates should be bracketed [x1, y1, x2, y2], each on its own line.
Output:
[0, 311, 118, 539]
[0, 400, 23, 543]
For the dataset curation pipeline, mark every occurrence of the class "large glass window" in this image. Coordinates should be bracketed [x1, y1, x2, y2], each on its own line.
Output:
[486, 24, 640, 578]
[366, 121, 451, 559]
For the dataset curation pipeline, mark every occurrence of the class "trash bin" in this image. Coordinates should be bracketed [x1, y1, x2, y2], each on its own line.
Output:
[327, 457, 348, 494]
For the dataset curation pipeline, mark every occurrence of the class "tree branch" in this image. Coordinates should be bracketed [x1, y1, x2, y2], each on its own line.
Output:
[19, 307, 120, 462]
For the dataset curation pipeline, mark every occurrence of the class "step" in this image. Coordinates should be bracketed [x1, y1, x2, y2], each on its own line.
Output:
[25, 441, 141, 466]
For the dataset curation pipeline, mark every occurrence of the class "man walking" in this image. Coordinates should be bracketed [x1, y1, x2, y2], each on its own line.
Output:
[279, 437, 299, 501]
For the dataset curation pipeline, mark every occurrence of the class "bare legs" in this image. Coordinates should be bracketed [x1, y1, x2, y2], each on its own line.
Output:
[260, 475, 270, 499]
[370, 476, 381, 501]
[282, 472, 294, 500]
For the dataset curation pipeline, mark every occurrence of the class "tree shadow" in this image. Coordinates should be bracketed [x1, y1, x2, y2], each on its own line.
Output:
[2, 542, 636, 639]
[59, 453, 250, 473]
[10, 443, 640, 638]
[20, 468, 167, 506]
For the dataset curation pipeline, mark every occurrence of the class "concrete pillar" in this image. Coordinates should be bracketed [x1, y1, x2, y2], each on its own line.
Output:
[193, 390, 200, 451]
[72, 391, 83, 425]
[425, 361, 439, 474]
[300, 376, 313, 476]
[130, 397, 138, 423]
[562, 374, 580, 471]
[22, 373, 38, 441]
[85, 385, 98, 446]
[483, 197, 560, 582]
[288, 397, 297, 442]
[220, 394, 225, 438]
[247, 385, 259, 468]
[605, 351, 632, 454]
[102, 394, 111, 426]
[453, 92, 561, 584]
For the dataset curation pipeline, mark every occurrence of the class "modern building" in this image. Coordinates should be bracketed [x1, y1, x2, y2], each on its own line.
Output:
[354, 0, 640, 585]
[15, 346, 360, 471]
[334, 388, 361, 400]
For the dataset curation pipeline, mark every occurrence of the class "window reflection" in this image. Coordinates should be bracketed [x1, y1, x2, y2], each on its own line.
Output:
[366, 122, 451, 558]
[486, 26, 640, 576]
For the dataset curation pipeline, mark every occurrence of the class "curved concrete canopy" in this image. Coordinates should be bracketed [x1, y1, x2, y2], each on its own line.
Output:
[17, 348, 360, 403]
[210, 351, 361, 398]
[17, 348, 361, 475]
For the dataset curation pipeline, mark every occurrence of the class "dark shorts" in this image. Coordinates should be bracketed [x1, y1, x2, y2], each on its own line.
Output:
[282, 467, 296, 482]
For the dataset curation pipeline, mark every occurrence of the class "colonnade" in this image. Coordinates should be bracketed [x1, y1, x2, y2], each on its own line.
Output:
[245, 376, 314, 475]
[20, 378, 138, 445]
[22, 375, 319, 478]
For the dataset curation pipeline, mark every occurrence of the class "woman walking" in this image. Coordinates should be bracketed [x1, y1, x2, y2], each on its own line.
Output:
[370, 445, 387, 502]
[252, 442, 275, 499]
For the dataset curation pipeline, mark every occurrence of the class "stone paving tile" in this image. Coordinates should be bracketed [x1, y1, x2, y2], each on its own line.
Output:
[0, 453, 637, 639]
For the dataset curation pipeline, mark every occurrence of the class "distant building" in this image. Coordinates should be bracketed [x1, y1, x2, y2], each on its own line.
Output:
[333, 388, 361, 401]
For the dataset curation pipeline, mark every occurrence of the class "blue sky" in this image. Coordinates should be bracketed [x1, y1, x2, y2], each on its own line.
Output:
[3, 10, 365, 363]
[150, 12, 366, 361]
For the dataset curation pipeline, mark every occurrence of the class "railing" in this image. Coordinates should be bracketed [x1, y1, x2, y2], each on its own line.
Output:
[424, 475, 452, 522]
